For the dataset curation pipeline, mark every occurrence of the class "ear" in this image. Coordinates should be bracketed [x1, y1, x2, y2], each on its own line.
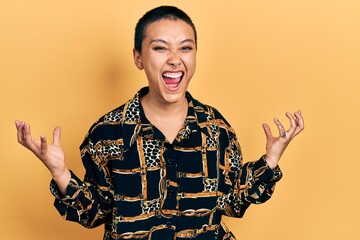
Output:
[133, 49, 143, 70]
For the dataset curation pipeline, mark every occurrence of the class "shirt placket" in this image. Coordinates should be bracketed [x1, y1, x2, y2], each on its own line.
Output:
[162, 141, 179, 231]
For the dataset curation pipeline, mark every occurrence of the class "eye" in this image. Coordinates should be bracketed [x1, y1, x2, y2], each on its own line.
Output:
[180, 46, 193, 52]
[153, 46, 168, 52]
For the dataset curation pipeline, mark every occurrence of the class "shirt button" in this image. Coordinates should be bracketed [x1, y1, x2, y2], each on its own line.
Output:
[168, 189, 174, 197]
[166, 221, 172, 228]
[168, 158, 175, 166]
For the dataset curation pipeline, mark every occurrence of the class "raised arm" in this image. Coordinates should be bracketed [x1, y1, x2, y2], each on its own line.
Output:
[15, 120, 71, 194]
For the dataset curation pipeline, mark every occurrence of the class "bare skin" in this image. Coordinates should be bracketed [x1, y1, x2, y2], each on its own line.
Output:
[133, 19, 195, 143]
[262, 111, 304, 169]
[15, 121, 70, 195]
[140, 93, 188, 143]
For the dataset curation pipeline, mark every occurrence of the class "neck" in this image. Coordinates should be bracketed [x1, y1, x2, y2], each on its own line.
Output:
[141, 92, 188, 118]
[140, 92, 188, 144]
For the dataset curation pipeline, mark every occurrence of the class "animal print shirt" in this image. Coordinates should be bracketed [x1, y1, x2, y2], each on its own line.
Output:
[50, 87, 283, 240]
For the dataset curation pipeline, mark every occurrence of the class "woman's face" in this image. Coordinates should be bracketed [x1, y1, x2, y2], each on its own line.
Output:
[133, 18, 197, 105]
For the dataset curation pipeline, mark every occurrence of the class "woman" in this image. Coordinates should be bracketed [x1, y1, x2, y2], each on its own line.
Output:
[15, 6, 304, 240]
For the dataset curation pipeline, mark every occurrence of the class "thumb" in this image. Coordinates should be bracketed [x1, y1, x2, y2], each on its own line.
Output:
[53, 126, 61, 146]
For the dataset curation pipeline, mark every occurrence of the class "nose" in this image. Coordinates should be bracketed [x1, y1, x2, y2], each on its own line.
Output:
[167, 51, 182, 69]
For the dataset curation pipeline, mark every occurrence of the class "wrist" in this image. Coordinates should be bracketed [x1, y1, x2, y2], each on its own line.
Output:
[52, 167, 71, 195]
[263, 155, 279, 170]
[51, 165, 69, 179]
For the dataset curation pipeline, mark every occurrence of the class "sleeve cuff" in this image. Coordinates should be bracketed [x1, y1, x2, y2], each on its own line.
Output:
[253, 155, 283, 183]
[50, 170, 85, 201]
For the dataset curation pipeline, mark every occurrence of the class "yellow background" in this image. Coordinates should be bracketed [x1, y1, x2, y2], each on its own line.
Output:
[1, 0, 359, 239]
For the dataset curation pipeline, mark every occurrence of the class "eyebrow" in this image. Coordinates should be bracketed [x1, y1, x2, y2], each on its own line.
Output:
[150, 39, 195, 45]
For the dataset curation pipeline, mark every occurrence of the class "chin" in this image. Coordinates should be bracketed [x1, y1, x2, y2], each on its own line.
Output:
[162, 91, 187, 104]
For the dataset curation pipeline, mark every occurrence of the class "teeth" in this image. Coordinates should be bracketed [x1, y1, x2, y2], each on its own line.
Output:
[163, 72, 183, 78]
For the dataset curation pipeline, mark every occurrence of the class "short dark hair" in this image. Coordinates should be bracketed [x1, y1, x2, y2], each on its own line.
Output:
[134, 6, 197, 53]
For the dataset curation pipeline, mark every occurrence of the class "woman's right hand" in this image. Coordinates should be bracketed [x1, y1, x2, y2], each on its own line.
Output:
[15, 120, 71, 194]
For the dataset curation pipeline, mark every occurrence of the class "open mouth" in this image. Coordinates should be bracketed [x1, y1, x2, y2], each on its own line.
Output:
[162, 72, 183, 90]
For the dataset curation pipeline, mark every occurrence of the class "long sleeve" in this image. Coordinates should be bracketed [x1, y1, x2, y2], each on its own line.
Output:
[50, 124, 114, 228]
[223, 133, 283, 218]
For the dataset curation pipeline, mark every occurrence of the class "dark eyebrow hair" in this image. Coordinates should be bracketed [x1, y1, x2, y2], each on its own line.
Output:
[180, 39, 195, 44]
[150, 39, 167, 44]
[149, 39, 195, 45]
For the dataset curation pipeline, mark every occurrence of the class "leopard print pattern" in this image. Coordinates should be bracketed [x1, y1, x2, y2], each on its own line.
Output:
[204, 178, 218, 192]
[225, 136, 242, 172]
[228, 148, 241, 171]
[227, 192, 242, 215]
[142, 139, 161, 168]
[101, 140, 124, 160]
[124, 98, 140, 122]
[216, 194, 229, 209]
[104, 109, 123, 123]
[141, 198, 161, 214]
[206, 123, 219, 148]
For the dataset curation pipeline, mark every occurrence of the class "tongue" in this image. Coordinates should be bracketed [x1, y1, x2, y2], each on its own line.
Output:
[163, 77, 181, 90]
[163, 77, 181, 84]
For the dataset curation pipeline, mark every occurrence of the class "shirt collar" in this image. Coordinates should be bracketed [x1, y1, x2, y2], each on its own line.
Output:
[122, 87, 212, 150]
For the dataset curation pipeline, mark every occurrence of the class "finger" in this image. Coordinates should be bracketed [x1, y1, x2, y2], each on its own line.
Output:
[285, 112, 297, 137]
[40, 134, 48, 156]
[15, 120, 21, 129]
[293, 110, 305, 136]
[274, 117, 286, 139]
[16, 121, 25, 144]
[53, 126, 61, 146]
[23, 123, 35, 147]
[262, 123, 273, 141]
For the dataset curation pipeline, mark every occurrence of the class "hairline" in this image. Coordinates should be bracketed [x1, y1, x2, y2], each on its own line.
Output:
[135, 12, 197, 53]
[142, 18, 196, 48]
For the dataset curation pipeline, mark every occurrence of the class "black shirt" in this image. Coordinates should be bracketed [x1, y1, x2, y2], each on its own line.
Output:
[51, 87, 282, 239]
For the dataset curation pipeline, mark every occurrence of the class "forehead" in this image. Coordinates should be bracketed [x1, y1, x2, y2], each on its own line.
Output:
[144, 18, 195, 42]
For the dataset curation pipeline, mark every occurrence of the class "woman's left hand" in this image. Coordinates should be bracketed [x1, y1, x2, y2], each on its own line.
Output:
[262, 110, 304, 169]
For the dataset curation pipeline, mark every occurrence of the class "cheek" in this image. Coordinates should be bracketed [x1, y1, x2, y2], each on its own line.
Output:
[185, 55, 196, 72]
[147, 55, 167, 71]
